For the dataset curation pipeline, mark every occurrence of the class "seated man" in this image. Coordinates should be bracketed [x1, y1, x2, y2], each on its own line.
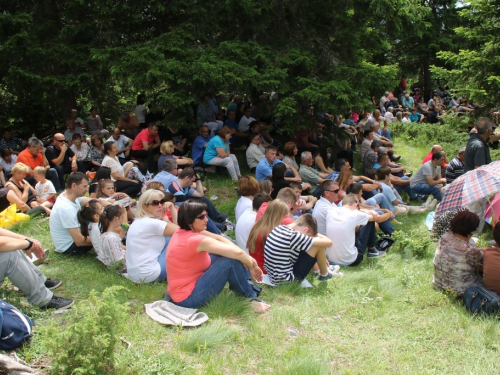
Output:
[410, 151, 447, 201]
[445, 147, 466, 184]
[409, 108, 424, 123]
[326, 194, 390, 266]
[70, 108, 85, 129]
[0, 227, 73, 309]
[191, 125, 212, 168]
[312, 180, 342, 235]
[167, 167, 228, 225]
[264, 214, 334, 284]
[130, 122, 161, 172]
[109, 127, 132, 164]
[238, 106, 256, 133]
[429, 106, 445, 125]
[16, 137, 62, 192]
[64, 119, 86, 146]
[363, 140, 380, 173]
[117, 112, 140, 139]
[246, 133, 266, 171]
[372, 152, 414, 199]
[45, 133, 86, 190]
[255, 145, 300, 182]
[298, 151, 332, 198]
[153, 159, 179, 189]
[289, 181, 317, 213]
[0, 130, 24, 155]
[50, 172, 104, 255]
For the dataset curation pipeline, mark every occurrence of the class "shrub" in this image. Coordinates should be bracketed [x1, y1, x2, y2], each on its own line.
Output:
[42, 286, 128, 375]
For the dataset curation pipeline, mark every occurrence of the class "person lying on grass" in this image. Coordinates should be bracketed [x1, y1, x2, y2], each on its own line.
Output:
[166, 199, 270, 313]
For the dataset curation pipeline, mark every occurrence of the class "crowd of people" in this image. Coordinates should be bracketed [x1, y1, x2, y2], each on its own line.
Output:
[1, 88, 499, 315]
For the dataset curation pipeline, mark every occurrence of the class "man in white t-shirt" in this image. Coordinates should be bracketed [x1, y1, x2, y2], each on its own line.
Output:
[50, 172, 109, 254]
[235, 194, 271, 253]
[70, 109, 85, 129]
[326, 194, 389, 266]
[312, 181, 342, 235]
[239, 106, 256, 132]
[110, 127, 131, 163]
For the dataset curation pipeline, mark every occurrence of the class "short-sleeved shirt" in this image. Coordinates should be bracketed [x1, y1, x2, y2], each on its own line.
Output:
[299, 164, 321, 191]
[325, 207, 369, 265]
[255, 158, 283, 182]
[239, 116, 256, 132]
[166, 229, 211, 302]
[64, 128, 85, 142]
[464, 133, 491, 172]
[264, 225, 314, 284]
[110, 134, 130, 159]
[203, 136, 228, 163]
[35, 180, 56, 200]
[132, 128, 159, 151]
[380, 182, 397, 212]
[16, 149, 43, 170]
[363, 150, 377, 172]
[167, 180, 194, 205]
[246, 143, 266, 169]
[45, 144, 76, 168]
[445, 156, 465, 184]
[422, 151, 446, 167]
[49, 195, 83, 252]
[98, 231, 126, 266]
[192, 135, 212, 166]
[312, 197, 338, 235]
[0, 155, 17, 174]
[410, 160, 441, 188]
[153, 171, 178, 190]
[101, 156, 124, 181]
[235, 209, 257, 253]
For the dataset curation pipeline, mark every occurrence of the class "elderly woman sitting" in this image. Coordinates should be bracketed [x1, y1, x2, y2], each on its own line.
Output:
[433, 211, 486, 297]
[126, 189, 178, 283]
[203, 126, 242, 182]
[157, 140, 193, 172]
[166, 199, 270, 313]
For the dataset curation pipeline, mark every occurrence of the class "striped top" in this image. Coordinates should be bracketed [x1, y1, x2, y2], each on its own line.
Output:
[264, 225, 313, 284]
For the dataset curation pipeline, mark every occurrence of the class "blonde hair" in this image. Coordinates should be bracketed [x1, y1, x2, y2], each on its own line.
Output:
[160, 140, 174, 156]
[33, 166, 46, 176]
[146, 181, 165, 191]
[336, 170, 353, 191]
[258, 179, 272, 196]
[276, 187, 297, 205]
[96, 179, 114, 198]
[135, 189, 165, 218]
[11, 162, 31, 175]
[246, 200, 289, 253]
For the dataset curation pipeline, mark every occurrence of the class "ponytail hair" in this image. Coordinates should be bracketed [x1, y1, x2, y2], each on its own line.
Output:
[77, 200, 103, 240]
[100, 204, 122, 233]
[96, 179, 114, 198]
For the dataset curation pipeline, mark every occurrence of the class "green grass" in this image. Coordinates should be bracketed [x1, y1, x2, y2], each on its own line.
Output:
[4, 137, 500, 374]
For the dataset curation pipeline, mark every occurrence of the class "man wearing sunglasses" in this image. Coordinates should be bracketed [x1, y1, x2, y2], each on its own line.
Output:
[45, 133, 85, 190]
[312, 180, 342, 236]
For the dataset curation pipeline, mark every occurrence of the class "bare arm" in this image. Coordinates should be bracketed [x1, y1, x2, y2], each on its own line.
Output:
[311, 233, 332, 248]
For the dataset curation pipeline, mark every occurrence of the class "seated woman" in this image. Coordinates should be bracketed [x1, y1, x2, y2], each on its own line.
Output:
[157, 140, 193, 172]
[89, 135, 105, 170]
[314, 143, 334, 175]
[271, 163, 292, 200]
[203, 126, 242, 182]
[126, 189, 178, 283]
[433, 211, 484, 297]
[101, 141, 141, 196]
[70, 133, 91, 171]
[235, 176, 259, 222]
[282, 142, 299, 171]
[0, 148, 17, 179]
[166, 199, 270, 313]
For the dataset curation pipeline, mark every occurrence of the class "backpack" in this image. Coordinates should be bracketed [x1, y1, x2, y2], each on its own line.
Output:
[0, 300, 33, 350]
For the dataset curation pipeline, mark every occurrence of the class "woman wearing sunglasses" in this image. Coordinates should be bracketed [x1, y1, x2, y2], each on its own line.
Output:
[166, 199, 271, 313]
[126, 189, 179, 283]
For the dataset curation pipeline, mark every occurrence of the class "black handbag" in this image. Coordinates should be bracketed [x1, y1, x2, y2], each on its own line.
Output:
[463, 283, 500, 315]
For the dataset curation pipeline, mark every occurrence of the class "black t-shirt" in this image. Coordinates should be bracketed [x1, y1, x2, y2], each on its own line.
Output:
[271, 179, 292, 200]
[45, 144, 75, 168]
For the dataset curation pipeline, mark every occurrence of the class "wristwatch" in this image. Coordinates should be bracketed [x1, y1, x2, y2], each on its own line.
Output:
[23, 239, 34, 251]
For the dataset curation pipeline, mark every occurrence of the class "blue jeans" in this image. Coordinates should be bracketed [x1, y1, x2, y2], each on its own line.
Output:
[206, 217, 222, 235]
[156, 237, 170, 282]
[350, 222, 377, 266]
[411, 183, 443, 201]
[174, 254, 257, 309]
[394, 176, 416, 199]
[312, 185, 322, 199]
[374, 208, 394, 236]
[365, 193, 391, 210]
[377, 128, 392, 141]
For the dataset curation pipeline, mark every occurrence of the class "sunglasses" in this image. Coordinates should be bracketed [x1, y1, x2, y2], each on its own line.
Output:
[196, 214, 208, 220]
[147, 199, 167, 207]
[326, 189, 340, 194]
[55, 139, 65, 142]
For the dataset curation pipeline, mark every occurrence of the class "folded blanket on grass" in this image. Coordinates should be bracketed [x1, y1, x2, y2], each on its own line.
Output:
[145, 300, 208, 327]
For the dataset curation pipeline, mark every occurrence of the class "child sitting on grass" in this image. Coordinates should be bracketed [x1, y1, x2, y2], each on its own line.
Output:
[99, 204, 127, 269]
[33, 166, 56, 215]
[96, 179, 136, 221]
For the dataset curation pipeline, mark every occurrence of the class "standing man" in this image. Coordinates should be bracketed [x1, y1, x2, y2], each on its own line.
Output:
[16, 137, 62, 192]
[45, 133, 86, 190]
[130, 122, 161, 172]
[464, 117, 500, 232]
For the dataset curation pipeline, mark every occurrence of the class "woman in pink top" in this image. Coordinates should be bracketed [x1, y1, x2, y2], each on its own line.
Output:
[166, 200, 271, 313]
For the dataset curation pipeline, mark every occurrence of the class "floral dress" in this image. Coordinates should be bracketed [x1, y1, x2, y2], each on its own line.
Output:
[433, 231, 483, 297]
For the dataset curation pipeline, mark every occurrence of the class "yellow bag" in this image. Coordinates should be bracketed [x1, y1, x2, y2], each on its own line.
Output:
[0, 205, 30, 229]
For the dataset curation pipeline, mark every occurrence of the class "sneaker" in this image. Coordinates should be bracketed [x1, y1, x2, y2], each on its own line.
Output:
[44, 278, 62, 290]
[224, 219, 234, 231]
[328, 265, 341, 273]
[41, 296, 74, 310]
[317, 272, 333, 282]
[367, 249, 386, 258]
[405, 171, 413, 178]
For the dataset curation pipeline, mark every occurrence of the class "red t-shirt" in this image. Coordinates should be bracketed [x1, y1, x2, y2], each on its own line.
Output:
[250, 202, 294, 272]
[422, 151, 446, 168]
[16, 148, 43, 170]
[132, 128, 159, 151]
[166, 229, 211, 302]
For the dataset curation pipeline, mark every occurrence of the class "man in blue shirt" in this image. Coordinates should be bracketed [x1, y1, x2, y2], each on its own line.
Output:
[224, 109, 248, 147]
[191, 125, 212, 167]
[153, 159, 179, 188]
[255, 145, 301, 182]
